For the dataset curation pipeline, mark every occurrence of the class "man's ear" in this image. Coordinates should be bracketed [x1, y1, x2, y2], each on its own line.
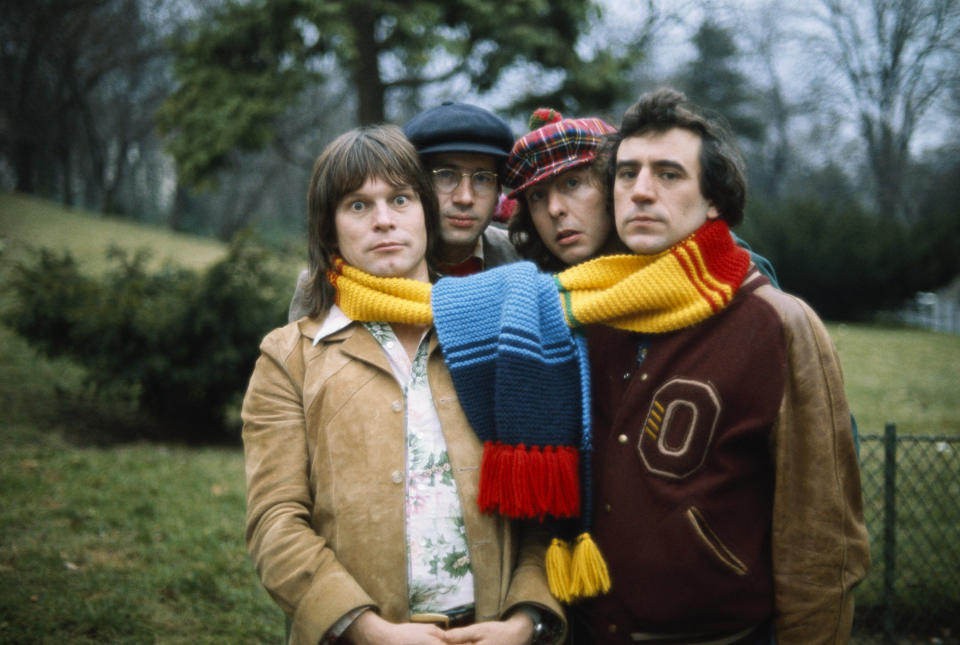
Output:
[706, 203, 720, 221]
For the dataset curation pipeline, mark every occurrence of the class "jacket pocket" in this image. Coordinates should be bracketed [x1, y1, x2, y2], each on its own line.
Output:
[685, 506, 748, 576]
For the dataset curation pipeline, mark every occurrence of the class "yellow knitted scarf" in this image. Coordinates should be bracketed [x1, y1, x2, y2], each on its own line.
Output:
[555, 219, 750, 332]
[327, 257, 433, 324]
[328, 220, 749, 334]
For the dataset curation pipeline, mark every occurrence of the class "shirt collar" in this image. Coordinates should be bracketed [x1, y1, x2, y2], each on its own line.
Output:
[438, 235, 485, 275]
[311, 305, 354, 346]
[473, 234, 486, 262]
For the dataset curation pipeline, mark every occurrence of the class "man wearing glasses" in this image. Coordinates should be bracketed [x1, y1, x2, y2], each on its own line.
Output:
[288, 102, 519, 321]
[402, 101, 520, 276]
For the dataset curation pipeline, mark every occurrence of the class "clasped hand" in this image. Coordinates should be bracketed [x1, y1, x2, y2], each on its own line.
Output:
[344, 609, 536, 645]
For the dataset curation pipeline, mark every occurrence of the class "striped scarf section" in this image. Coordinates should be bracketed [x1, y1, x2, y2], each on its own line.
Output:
[555, 219, 749, 332]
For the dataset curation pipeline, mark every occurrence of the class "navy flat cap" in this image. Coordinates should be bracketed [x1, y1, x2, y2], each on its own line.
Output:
[403, 101, 513, 158]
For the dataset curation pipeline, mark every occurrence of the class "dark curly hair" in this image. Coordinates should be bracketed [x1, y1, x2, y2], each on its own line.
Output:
[601, 88, 746, 226]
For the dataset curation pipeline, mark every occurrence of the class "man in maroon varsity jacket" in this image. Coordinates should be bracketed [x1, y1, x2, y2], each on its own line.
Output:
[571, 89, 870, 644]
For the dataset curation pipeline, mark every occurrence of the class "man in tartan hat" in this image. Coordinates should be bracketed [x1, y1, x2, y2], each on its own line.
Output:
[504, 110, 624, 272]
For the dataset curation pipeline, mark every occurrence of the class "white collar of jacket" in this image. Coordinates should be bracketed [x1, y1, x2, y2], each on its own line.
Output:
[310, 305, 353, 346]
[302, 304, 440, 360]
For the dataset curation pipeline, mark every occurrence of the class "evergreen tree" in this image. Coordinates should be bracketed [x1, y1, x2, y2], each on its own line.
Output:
[677, 19, 765, 144]
[157, 0, 635, 187]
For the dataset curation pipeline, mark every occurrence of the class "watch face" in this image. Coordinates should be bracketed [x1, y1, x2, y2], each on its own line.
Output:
[532, 621, 545, 639]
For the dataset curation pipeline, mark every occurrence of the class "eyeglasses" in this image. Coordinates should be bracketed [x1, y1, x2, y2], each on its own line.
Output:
[431, 168, 498, 195]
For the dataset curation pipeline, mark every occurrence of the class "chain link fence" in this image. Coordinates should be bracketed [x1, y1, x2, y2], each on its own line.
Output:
[852, 424, 960, 644]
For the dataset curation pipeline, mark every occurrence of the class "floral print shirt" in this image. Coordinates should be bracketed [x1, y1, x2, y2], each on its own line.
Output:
[363, 321, 475, 614]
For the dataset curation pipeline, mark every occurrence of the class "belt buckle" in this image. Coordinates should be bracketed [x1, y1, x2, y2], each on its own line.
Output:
[410, 612, 451, 629]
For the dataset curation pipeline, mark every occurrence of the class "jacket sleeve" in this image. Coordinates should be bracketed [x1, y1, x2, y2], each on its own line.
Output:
[502, 520, 567, 640]
[768, 293, 870, 644]
[241, 329, 375, 645]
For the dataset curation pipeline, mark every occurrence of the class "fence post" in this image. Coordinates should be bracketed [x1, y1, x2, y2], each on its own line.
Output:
[882, 422, 897, 644]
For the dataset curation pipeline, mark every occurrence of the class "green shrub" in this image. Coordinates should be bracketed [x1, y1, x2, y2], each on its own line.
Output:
[4, 232, 290, 441]
[740, 198, 913, 320]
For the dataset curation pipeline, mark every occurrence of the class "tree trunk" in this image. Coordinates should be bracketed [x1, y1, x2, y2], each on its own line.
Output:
[59, 142, 74, 207]
[348, 6, 385, 125]
[13, 141, 35, 194]
[168, 183, 190, 232]
[863, 115, 910, 224]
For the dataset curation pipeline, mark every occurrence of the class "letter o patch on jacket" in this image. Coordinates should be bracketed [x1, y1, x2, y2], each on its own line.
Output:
[637, 378, 721, 480]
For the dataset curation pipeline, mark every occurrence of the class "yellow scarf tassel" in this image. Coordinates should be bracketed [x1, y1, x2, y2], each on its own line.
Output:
[546, 538, 574, 603]
[546, 534, 611, 603]
[570, 532, 611, 598]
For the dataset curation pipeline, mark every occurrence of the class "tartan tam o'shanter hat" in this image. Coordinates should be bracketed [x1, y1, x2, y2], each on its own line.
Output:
[503, 112, 616, 199]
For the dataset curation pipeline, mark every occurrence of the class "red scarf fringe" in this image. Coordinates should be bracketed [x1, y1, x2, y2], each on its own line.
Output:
[477, 441, 580, 519]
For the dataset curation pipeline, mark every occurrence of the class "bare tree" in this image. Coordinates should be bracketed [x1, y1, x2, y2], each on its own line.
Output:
[811, 0, 960, 223]
[729, 1, 796, 202]
[0, 0, 180, 216]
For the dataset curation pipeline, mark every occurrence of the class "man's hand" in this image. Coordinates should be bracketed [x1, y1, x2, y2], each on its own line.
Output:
[442, 611, 535, 645]
[343, 610, 449, 645]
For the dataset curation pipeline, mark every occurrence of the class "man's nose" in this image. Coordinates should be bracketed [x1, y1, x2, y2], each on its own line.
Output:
[451, 175, 475, 205]
[371, 202, 396, 228]
[547, 188, 565, 218]
[631, 169, 656, 202]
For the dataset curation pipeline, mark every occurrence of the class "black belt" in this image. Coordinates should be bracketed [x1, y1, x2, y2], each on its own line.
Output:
[410, 605, 475, 629]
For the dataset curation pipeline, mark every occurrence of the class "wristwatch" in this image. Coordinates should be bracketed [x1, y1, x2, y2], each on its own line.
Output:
[529, 616, 546, 644]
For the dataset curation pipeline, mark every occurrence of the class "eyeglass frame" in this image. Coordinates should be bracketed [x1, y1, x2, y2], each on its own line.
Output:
[430, 167, 499, 195]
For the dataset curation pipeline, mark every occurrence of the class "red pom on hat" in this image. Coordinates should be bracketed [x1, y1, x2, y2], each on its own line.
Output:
[494, 195, 517, 223]
[529, 108, 563, 130]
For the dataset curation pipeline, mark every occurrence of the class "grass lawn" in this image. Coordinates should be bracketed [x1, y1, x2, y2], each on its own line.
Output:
[0, 433, 284, 644]
[0, 326, 284, 644]
[829, 323, 960, 437]
[0, 191, 226, 273]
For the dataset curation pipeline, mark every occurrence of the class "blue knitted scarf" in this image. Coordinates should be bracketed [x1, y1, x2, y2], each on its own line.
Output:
[433, 262, 607, 601]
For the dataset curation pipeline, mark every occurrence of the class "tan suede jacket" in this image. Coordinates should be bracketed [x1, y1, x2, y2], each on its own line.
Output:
[241, 315, 564, 645]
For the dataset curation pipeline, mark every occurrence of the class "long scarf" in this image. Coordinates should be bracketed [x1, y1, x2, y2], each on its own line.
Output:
[327, 220, 750, 602]
[330, 220, 749, 333]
